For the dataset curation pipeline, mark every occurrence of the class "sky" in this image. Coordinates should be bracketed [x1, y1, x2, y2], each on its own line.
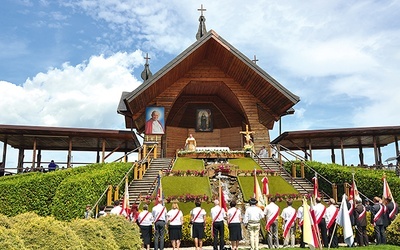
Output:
[1, 0, 400, 168]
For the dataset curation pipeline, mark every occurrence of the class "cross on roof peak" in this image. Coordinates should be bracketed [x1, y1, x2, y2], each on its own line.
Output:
[144, 53, 151, 64]
[198, 4, 206, 16]
[252, 55, 259, 64]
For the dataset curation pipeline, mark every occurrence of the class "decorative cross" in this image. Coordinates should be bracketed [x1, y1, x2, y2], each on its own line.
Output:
[198, 4, 206, 16]
[144, 53, 151, 64]
[252, 55, 259, 64]
[239, 124, 255, 146]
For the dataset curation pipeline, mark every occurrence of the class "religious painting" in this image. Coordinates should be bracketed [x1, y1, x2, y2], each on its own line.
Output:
[196, 109, 213, 132]
[145, 107, 165, 135]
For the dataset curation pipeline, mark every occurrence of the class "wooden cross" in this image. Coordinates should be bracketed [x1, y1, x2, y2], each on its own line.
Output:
[198, 4, 206, 16]
[252, 55, 259, 64]
[144, 53, 151, 64]
[240, 124, 255, 146]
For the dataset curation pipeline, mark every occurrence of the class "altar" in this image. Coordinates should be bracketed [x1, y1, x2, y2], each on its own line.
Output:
[177, 147, 245, 159]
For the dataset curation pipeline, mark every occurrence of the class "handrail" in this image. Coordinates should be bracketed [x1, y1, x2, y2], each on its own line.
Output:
[270, 144, 332, 199]
[91, 145, 155, 214]
[112, 145, 142, 163]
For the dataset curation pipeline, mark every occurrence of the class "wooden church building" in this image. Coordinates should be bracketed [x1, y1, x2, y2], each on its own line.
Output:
[117, 10, 300, 158]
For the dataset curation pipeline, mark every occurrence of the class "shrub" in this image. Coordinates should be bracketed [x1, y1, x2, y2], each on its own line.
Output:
[0, 226, 27, 250]
[386, 214, 400, 246]
[9, 212, 84, 249]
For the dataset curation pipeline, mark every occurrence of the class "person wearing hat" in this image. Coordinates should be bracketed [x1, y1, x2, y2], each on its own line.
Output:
[243, 198, 264, 250]
[84, 204, 94, 219]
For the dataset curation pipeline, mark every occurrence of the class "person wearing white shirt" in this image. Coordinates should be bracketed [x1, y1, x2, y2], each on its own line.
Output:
[211, 200, 226, 250]
[264, 197, 280, 249]
[314, 197, 328, 247]
[243, 198, 264, 250]
[281, 199, 297, 248]
[190, 200, 207, 250]
[227, 200, 242, 250]
[152, 198, 167, 250]
[167, 202, 183, 250]
[138, 204, 154, 250]
[325, 198, 339, 248]
[296, 205, 305, 248]
[109, 200, 127, 216]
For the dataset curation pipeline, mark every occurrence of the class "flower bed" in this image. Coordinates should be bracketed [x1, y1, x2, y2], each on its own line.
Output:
[141, 194, 210, 203]
[177, 150, 246, 158]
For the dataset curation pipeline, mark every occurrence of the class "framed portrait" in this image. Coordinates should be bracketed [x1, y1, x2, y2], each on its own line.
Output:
[196, 109, 213, 132]
[145, 107, 165, 135]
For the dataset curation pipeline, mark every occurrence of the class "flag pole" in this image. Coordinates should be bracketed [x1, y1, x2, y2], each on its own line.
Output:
[328, 222, 338, 249]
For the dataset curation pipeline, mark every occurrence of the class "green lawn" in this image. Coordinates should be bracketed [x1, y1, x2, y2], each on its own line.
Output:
[230, 158, 262, 170]
[173, 158, 204, 170]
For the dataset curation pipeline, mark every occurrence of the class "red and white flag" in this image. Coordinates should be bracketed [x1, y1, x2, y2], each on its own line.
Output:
[383, 176, 398, 219]
[303, 197, 320, 249]
[312, 174, 319, 198]
[219, 179, 228, 212]
[253, 169, 266, 208]
[120, 177, 130, 218]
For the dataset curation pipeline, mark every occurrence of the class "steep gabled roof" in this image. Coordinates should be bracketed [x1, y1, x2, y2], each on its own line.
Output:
[118, 30, 299, 128]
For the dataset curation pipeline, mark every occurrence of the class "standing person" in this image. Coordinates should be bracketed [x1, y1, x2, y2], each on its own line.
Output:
[296, 204, 305, 248]
[145, 110, 164, 134]
[384, 197, 398, 226]
[325, 198, 339, 248]
[152, 198, 167, 250]
[190, 200, 207, 250]
[138, 204, 154, 250]
[211, 200, 225, 250]
[130, 204, 139, 223]
[314, 197, 328, 247]
[281, 199, 297, 248]
[370, 196, 386, 245]
[110, 200, 126, 216]
[83, 204, 94, 219]
[243, 198, 264, 250]
[258, 146, 268, 158]
[264, 197, 280, 249]
[48, 160, 57, 171]
[185, 134, 197, 151]
[354, 199, 369, 246]
[167, 202, 183, 250]
[227, 200, 242, 250]
[97, 205, 107, 218]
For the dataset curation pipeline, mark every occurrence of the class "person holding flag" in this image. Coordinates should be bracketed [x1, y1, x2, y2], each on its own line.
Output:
[314, 197, 328, 248]
[369, 196, 386, 245]
[211, 199, 226, 250]
[382, 176, 398, 225]
[227, 200, 242, 250]
[152, 197, 167, 250]
[296, 204, 306, 248]
[280, 199, 297, 248]
[354, 199, 369, 246]
[302, 197, 320, 249]
[264, 197, 280, 249]
[325, 198, 339, 248]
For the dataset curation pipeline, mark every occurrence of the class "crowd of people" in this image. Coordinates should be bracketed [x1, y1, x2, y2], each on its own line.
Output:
[85, 194, 398, 250]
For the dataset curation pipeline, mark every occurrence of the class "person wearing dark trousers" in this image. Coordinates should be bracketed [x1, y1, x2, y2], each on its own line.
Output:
[314, 197, 328, 247]
[152, 198, 167, 250]
[370, 197, 386, 245]
[296, 205, 305, 248]
[325, 199, 339, 248]
[211, 200, 225, 250]
[354, 199, 369, 246]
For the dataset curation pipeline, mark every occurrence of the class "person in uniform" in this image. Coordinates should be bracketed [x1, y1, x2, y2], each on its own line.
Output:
[167, 202, 183, 250]
[211, 200, 225, 250]
[325, 198, 339, 248]
[369, 197, 386, 245]
[243, 198, 264, 250]
[190, 200, 207, 250]
[138, 204, 154, 250]
[227, 200, 242, 250]
[152, 198, 167, 250]
[354, 199, 369, 246]
[281, 199, 297, 248]
[264, 197, 280, 249]
[314, 197, 328, 247]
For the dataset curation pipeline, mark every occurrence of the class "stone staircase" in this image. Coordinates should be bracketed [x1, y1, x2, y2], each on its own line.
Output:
[257, 157, 315, 197]
[128, 157, 173, 205]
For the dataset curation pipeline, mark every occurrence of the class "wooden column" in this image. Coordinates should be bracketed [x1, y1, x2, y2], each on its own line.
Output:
[331, 148, 335, 164]
[17, 148, 24, 173]
[359, 146, 364, 166]
[32, 137, 37, 169]
[308, 141, 313, 161]
[1, 137, 7, 175]
[373, 136, 379, 165]
[340, 138, 345, 166]
[332, 183, 338, 202]
[67, 137, 72, 168]
[395, 135, 399, 156]
[36, 149, 41, 168]
[101, 139, 106, 163]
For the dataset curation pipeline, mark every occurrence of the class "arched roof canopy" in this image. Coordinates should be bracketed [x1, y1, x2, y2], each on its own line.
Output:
[118, 30, 299, 133]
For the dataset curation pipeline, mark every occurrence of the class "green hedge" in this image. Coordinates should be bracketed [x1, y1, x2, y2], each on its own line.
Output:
[0, 212, 141, 250]
[0, 162, 132, 221]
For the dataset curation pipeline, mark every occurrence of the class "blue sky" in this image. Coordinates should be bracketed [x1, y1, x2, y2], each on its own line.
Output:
[1, 0, 400, 167]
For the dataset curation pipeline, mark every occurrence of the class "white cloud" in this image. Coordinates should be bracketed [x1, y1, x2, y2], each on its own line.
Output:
[0, 51, 144, 129]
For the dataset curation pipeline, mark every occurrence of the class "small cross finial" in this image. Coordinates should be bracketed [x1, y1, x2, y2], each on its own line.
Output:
[144, 53, 151, 64]
[198, 4, 206, 16]
[252, 55, 259, 64]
